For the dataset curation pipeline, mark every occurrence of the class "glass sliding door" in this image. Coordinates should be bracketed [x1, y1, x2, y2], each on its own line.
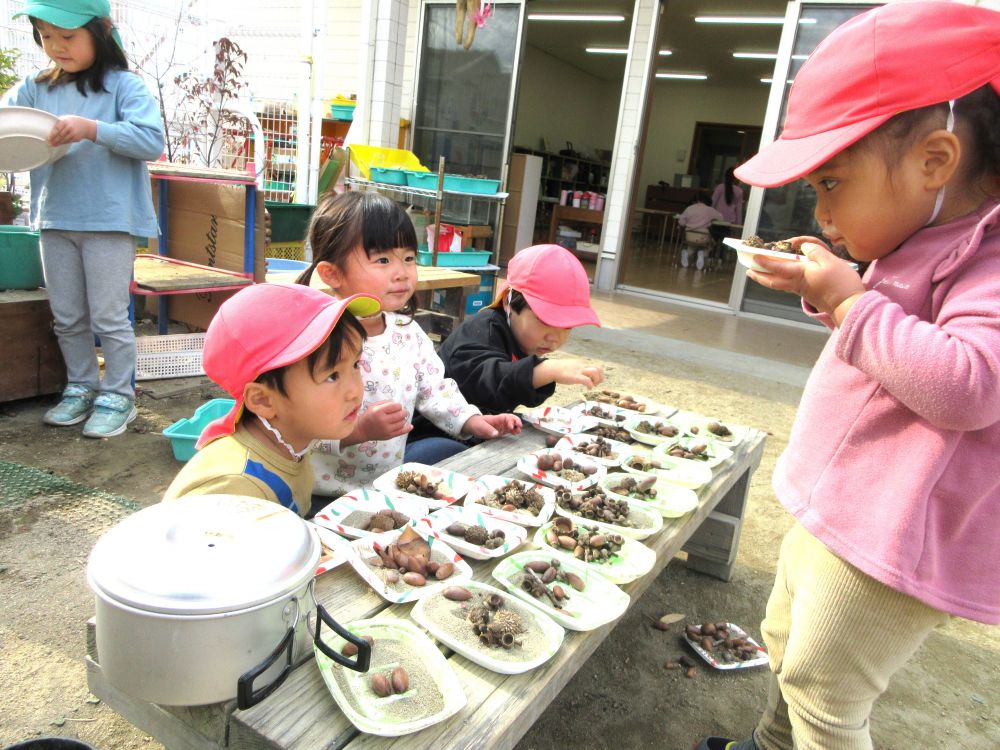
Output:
[412, 1, 523, 180]
[738, 2, 877, 322]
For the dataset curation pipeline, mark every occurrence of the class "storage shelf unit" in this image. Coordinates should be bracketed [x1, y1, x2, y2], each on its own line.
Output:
[513, 147, 609, 243]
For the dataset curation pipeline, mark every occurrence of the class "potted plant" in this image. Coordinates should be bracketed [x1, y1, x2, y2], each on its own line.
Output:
[0, 46, 21, 224]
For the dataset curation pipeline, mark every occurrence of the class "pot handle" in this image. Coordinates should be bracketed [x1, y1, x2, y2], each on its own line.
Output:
[313, 604, 372, 673]
[236, 625, 294, 710]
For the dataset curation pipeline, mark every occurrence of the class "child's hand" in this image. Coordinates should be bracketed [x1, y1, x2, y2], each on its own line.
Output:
[358, 400, 412, 441]
[747, 238, 865, 324]
[463, 413, 522, 440]
[48, 116, 97, 147]
[535, 360, 605, 389]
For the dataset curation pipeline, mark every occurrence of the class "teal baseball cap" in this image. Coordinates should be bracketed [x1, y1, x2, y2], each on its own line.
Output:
[13, 0, 122, 48]
[14, 0, 110, 28]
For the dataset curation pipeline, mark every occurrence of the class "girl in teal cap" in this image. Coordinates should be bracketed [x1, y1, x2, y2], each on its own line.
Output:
[6, 1, 164, 438]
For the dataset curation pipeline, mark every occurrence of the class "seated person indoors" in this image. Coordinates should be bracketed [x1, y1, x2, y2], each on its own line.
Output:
[678, 191, 724, 270]
[439, 243, 603, 414]
[163, 284, 380, 516]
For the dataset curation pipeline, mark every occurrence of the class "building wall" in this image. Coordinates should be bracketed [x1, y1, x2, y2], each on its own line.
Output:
[512, 45, 620, 157]
[637, 81, 770, 195]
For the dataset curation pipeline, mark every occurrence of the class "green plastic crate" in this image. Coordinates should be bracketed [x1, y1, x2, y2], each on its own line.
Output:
[163, 398, 236, 461]
[265, 201, 315, 243]
[0, 226, 43, 290]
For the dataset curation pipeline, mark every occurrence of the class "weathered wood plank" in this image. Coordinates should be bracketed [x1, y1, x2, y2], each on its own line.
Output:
[681, 512, 741, 564]
[87, 657, 231, 750]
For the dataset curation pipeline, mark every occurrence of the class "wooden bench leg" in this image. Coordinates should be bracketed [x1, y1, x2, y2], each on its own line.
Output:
[682, 469, 751, 581]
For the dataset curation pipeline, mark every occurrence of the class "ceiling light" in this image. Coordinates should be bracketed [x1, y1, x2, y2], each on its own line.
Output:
[528, 14, 625, 22]
[657, 72, 708, 80]
[586, 46, 628, 54]
[658, 49, 672, 56]
[695, 16, 816, 24]
[733, 52, 778, 59]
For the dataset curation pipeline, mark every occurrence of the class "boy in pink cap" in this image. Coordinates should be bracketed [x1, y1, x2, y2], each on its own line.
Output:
[436, 243, 603, 415]
[163, 284, 380, 517]
[697, 3, 1000, 750]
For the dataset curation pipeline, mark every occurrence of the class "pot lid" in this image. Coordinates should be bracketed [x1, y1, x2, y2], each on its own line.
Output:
[87, 495, 319, 615]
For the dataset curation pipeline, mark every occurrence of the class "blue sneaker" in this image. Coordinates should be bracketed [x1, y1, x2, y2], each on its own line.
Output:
[43, 384, 96, 426]
[82, 392, 137, 439]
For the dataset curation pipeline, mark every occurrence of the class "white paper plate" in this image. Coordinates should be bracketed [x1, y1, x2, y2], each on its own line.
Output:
[309, 522, 354, 575]
[349, 528, 472, 604]
[520, 405, 599, 436]
[416, 505, 528, 560]
[569, 400, 632, 427]
[553, 488, 663, 540]
[600, 472, 700, 518]
[652, 437, 734, 470]
[411, 580, 564, 674]
[621, 452, 714, 490]
[462, 475, 557, 527]
[492, 551, 630, 631]
[532, 521, 655, 585]
[623, 414, 688, 447]
[683, 622, 769, 670]
[554, 433, 634, 468]
[311, 489, 430, 540]
[516, 448, 606, 492]
[0, 106, 69, 172]
[372, 463, 474, 509]
[589, 392, 666, 417]
[723, 237, 858, 272]
[669, 410, 751, 447]
[314, 617, 466, 736]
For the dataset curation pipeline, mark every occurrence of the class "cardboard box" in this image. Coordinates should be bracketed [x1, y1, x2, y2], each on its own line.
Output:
[148, 180, 267, 331]
[444, 224, 492, 250]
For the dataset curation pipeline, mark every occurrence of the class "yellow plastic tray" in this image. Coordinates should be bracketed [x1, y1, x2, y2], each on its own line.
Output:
[349, 145, 428, 180]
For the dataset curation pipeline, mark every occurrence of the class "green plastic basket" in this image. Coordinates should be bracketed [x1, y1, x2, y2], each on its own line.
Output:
[265, 202, 315, 243]
[416, 249, 491, 267]
[0, 226, 43, 290]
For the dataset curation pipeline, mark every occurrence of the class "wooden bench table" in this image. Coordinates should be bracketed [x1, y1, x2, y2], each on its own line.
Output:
[86, 421, 765, 749]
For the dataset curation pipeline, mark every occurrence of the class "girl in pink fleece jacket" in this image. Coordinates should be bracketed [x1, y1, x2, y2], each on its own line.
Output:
[694, 4, 1000, 750]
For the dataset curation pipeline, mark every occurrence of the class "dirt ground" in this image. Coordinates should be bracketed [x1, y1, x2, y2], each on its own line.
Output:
[1, 323, 997, 749]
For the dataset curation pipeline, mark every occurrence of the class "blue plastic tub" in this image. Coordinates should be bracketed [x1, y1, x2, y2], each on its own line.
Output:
[266, 257, 310, 273]
[330, 105, 355, 121]
[404, 172, 499, 195]
[416, 249, 492, 267]
[163, 399, 237, 461]
[370, 167, 409, 186]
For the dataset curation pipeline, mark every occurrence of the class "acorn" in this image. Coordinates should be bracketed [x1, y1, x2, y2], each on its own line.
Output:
[564, 572, 585, 591]
[435, 562, 455, 580]
[402, 571, 426, 586]
[443, 586, 472, 601]
[371, 673, 392, 697]
[525, 560, 551, 573]
[390, 667, 409, 694]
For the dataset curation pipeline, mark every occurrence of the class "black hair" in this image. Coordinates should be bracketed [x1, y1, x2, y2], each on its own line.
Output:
[506, 289, 529, 314]
[254, 311, 367, 397]
[859, 85, 1000, 188]
[723, 167, 736, 205]
[296, 191, 418, 318]
[31, 17, 128, 95]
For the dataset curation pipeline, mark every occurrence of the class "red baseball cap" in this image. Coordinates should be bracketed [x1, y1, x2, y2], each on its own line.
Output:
[736, 1, 1000, 188]
[493, 244, 600, 328]
[196, 284, 380, 449]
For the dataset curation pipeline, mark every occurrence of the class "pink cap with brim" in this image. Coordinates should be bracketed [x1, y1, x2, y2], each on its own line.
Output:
[493, 244, 600, 329]
[736, 1, 1000, 188]
[195, 285, 380, 449]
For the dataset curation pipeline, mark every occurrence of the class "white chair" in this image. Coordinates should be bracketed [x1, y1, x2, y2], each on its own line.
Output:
[680, 230, 713, 270]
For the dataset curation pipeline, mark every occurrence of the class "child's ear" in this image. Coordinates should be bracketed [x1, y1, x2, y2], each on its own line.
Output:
[243, 382, 278, 420]
[919, 129, 961, 190]
[316, 260, 344, 291]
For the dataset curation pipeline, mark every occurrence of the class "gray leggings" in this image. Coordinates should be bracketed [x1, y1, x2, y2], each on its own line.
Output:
[40, 230, 136, 398]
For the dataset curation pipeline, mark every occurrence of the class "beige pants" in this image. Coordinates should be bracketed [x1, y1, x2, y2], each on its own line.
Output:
[754, 523, 949, 750]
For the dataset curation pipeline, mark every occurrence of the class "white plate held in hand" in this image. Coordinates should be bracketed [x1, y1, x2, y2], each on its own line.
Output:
[0, 107, 69, 171]
[724, 237, 858, 272]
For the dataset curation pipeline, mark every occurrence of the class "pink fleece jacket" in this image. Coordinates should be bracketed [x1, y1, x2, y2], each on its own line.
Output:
[774, 200, 1000, 624]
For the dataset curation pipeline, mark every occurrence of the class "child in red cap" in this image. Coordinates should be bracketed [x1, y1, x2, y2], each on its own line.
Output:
[697, 3, 1000, 750]
[436, 243, 603, 415]
[162, 284, 380, 517]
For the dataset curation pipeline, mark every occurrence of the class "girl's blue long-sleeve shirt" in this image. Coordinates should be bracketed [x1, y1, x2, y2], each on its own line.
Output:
[7, 69, 164, 237]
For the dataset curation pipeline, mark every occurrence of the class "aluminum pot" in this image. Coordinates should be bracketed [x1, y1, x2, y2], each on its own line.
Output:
[87, 495, 370, 708]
